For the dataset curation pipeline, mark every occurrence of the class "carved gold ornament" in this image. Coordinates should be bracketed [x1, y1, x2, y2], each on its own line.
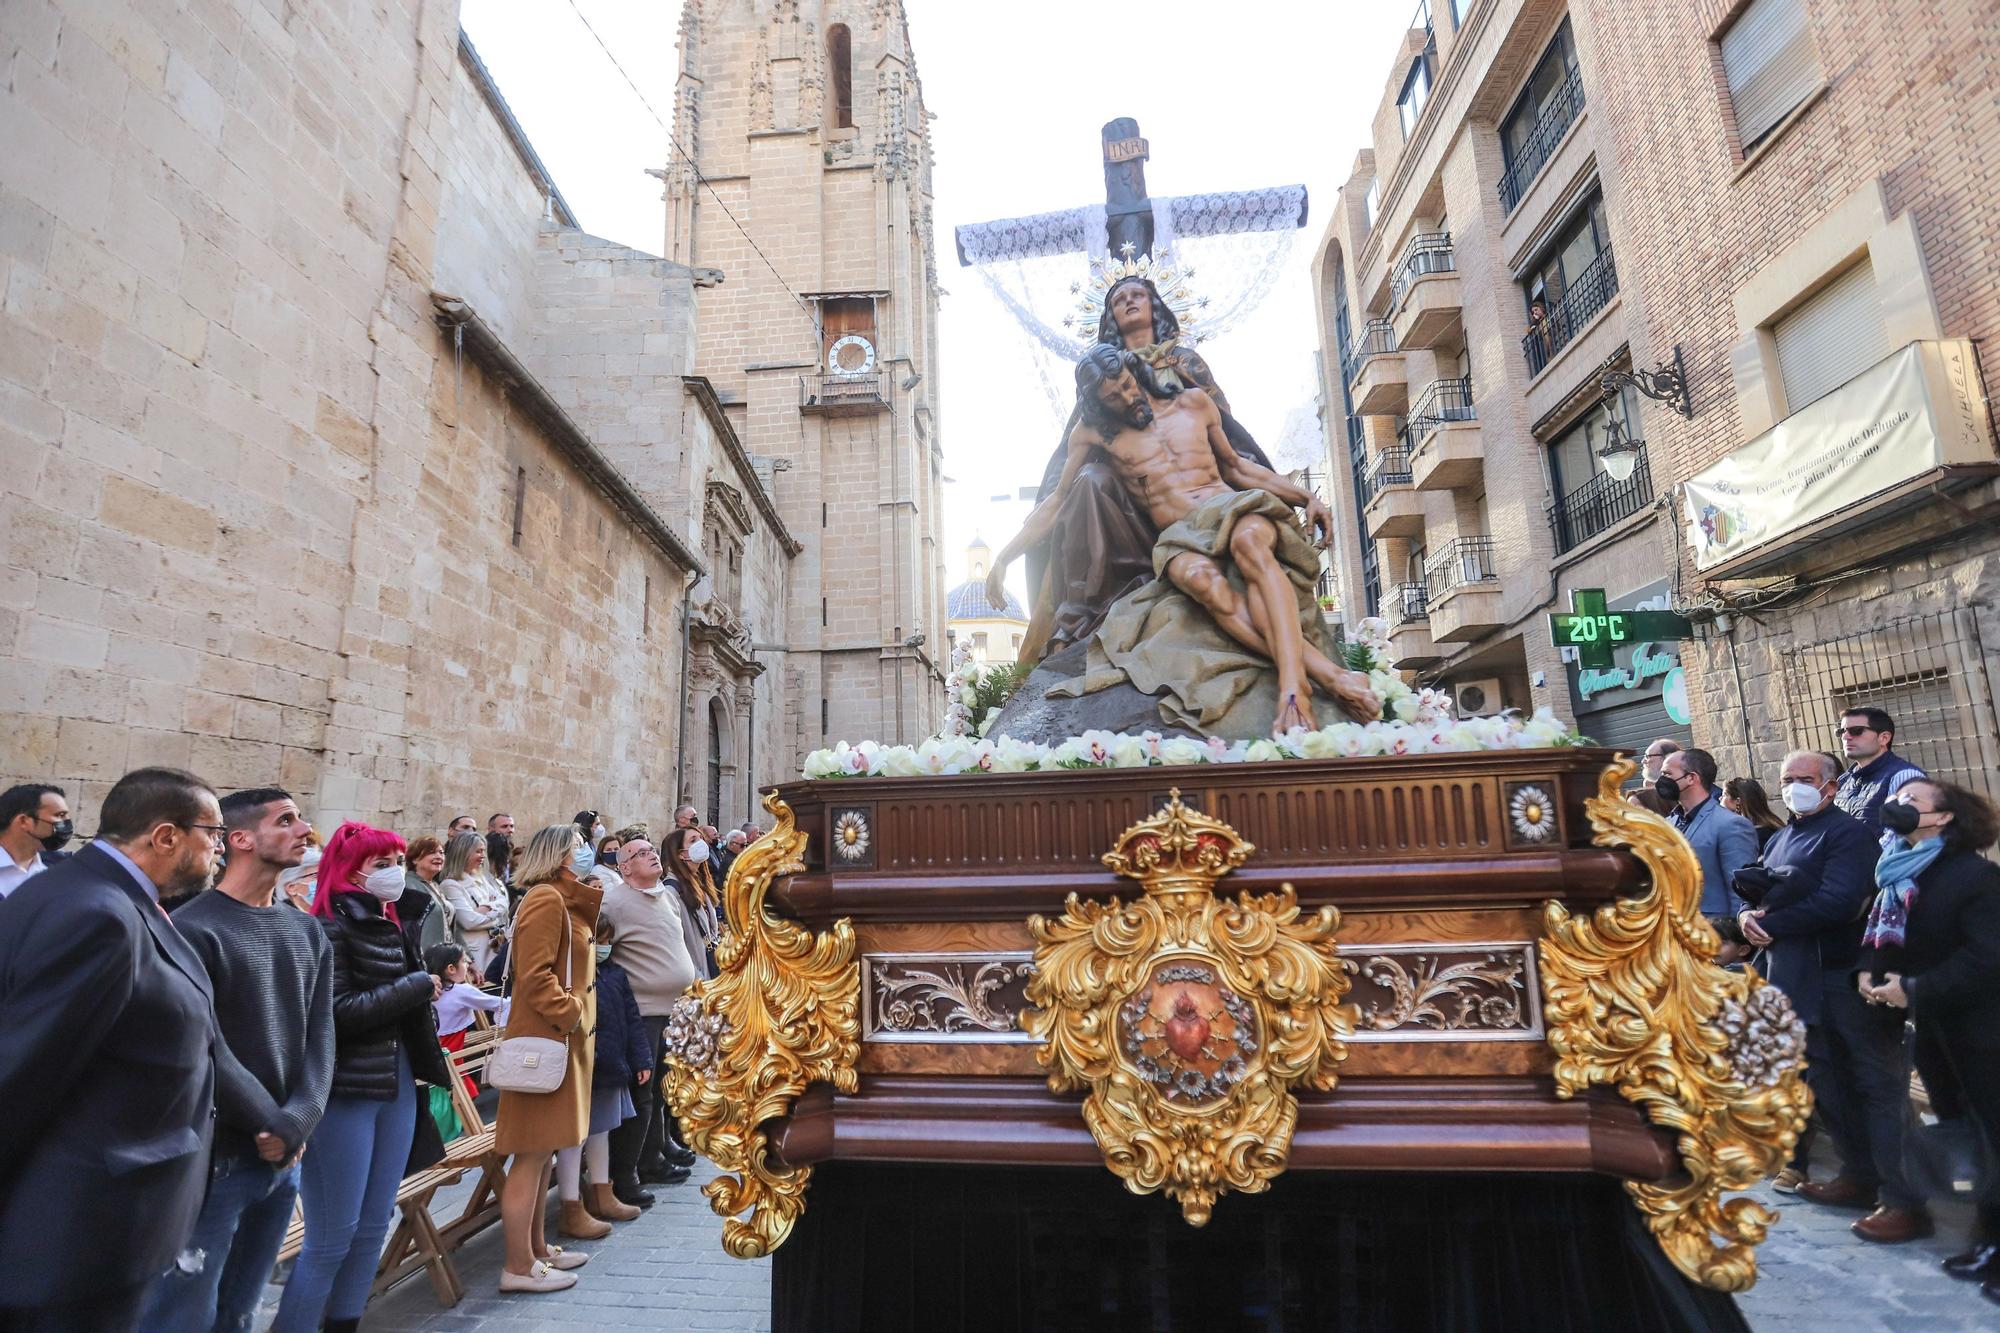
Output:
[662, 793, 861, 1258]
[1540, 760, 1812, 1291]
[1025, 791, 1356, 1225]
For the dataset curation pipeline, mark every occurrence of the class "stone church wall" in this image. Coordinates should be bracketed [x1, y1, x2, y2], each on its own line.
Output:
[0, 0, 757, 832]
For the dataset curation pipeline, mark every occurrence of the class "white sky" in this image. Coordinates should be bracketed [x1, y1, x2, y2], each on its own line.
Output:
[460, 0, 1417, 600]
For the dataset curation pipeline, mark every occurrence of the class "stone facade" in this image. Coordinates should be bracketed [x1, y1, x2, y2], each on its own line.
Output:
[663, 0, 947, 754]
[0, 2, 799, 832]
[1312, 0, 1999, 776]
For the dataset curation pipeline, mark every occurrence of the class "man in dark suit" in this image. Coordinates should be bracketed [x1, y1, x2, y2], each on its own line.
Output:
[1740, 749, 1926, 1237]
[0, 767, 226, 1331]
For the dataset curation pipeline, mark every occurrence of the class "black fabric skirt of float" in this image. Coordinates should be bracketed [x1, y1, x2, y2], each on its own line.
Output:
[772, 1165, 1751, 1333]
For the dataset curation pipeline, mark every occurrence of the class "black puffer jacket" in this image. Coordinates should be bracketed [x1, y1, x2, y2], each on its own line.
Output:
[322, 894, 453, 1099]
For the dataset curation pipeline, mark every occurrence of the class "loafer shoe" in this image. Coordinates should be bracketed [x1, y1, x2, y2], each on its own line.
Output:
[1943, 1244, 1999, 1279]
[543, 1246, 590, 1271]
[1850, 1206, 1934, 1244]
[1796, 1177, 1877, 1210]
[614, 1181, 656, 1209]
[500, 1260, 576, 1293]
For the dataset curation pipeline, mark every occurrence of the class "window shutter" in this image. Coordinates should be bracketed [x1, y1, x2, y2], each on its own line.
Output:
[1720, 0, 1818, 148]
[1772, 259, 1890, 415]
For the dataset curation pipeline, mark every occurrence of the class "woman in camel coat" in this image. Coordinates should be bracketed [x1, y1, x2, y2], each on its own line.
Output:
[493, 824, 602, 1294]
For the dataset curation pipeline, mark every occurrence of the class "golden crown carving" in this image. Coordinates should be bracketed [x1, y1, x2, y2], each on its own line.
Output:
[1064, 243, 1209, 343]
[1024, 791, 1355, 1225]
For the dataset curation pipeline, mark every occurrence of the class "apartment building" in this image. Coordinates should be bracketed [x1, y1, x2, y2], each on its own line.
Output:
[1314, 0, 2000, 783]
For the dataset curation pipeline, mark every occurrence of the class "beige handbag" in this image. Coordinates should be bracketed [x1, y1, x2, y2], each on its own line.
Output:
[488, 898, 573, 1094]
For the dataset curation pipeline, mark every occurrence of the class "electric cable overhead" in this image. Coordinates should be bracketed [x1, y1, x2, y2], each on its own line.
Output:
[560, 0, 823, 338]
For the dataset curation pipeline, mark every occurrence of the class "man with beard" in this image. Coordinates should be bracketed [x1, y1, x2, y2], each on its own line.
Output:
[136, 788, 334, 1333]
[990, 344, 1379, 737]
[1019, 274, 1280, 663]
[0, 767, 225, 1331]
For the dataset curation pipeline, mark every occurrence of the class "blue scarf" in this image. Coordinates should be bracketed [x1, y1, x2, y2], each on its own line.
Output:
[1861, 837, 1946, 950]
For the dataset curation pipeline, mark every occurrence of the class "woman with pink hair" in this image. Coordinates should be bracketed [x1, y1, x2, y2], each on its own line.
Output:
[272, 823, 455, 1333]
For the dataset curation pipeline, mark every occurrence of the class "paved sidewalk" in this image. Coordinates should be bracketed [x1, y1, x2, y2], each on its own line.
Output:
[256, 1169, 1995, 1330]
[263, 1162, 771, 1332]
[1737, 1181, 1994, 1332]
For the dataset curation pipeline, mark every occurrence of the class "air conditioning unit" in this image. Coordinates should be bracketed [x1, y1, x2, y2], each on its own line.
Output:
[1453, 677, 1505, 718]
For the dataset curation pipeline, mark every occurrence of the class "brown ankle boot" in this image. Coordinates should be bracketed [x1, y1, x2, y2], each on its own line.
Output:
[587, 1181, 641, 1222]
[558, 1197, 612, 1239]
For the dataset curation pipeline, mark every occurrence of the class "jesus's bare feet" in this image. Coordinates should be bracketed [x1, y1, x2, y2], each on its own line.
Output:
[1326, 667, 1381, 722]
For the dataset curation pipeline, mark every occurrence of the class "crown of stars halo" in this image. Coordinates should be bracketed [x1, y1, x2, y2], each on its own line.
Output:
[1065, 242, 1210, 342]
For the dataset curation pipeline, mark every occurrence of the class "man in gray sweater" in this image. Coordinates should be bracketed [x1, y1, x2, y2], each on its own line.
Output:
[602, 837, 704, 1205]
[137, 788, 334, 1333]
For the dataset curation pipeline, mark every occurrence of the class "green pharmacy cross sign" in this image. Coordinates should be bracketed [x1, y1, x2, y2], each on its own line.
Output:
[1548, 589, 1693, 671]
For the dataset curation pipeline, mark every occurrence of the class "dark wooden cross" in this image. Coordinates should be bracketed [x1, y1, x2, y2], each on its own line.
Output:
[953, 117, 1308, 268]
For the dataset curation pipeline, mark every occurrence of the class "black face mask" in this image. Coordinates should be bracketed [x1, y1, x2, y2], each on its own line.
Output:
[40, 819, 74, 853]
[1878, 801, 1922, 836]
[1653, 774, 1682, 805]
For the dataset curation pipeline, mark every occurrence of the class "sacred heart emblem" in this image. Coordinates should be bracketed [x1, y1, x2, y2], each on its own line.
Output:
[1029, 792, 1355, 1226]
[1116, 962, 1259, 1107]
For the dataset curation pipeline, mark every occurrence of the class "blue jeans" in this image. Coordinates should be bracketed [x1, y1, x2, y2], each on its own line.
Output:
[271, 1056, 416, 1331]
[134, 1155, 301, 1333]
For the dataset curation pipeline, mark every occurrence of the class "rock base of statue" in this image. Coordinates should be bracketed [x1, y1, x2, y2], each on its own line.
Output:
[986, 639, 1205, 741]
[773, 1163, 1750, 1333]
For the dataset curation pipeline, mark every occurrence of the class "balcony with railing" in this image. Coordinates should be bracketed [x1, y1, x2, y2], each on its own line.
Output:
[1423, 535, 1503, 641]
[1386, 579, 1439, 667]
[1362, 447, 1422, 540]
[1522, 246, 1618, 378]
[1406, 377, 1483, 492]
[1346, 319, 1408, 416]
[1549, 443, 1655, 554]
[800, 371, 889, 415]
[1498, 67, 1586, 214]
[1390, 232, 1461, 350]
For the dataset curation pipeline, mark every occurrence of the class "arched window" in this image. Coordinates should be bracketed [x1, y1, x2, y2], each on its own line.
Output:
[828, 24, 853, 129]
[706, 697, 728, 828]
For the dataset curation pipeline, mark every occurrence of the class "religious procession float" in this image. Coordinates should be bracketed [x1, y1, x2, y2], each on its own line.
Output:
[663, 122, 1808, 1332]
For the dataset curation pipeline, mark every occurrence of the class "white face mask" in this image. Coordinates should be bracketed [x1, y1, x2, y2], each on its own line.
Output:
[687, 838, 711, 863]
[592, 823, 606, 841]
[1782, 781, 1824, 816]
[362, 866, 406, 902]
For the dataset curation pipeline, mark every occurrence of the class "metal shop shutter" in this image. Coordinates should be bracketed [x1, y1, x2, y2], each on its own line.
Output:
[1772, 259, 1889, 416]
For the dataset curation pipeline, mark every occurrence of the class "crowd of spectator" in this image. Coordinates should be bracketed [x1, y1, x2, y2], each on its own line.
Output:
[0, 769, 761, 1329]
[1631, 708, 2000, 1309]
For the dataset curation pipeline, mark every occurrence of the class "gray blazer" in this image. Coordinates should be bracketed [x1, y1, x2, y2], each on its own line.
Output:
[1678, 794, 1760, 917]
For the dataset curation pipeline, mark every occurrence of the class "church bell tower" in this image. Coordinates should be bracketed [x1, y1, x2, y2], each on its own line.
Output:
[666, 1, 945, 752]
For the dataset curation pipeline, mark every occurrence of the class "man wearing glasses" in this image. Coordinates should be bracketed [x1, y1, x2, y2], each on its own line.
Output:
[1834, 707, 1927, 844]
[0, 767, 226, 1331]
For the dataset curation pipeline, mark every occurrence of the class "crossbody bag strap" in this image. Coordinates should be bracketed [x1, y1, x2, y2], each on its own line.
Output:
[500, 884, 576, 1007]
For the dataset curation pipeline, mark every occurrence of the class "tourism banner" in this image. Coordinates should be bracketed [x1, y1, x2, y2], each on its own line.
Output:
[1681, 339, 1989, 571]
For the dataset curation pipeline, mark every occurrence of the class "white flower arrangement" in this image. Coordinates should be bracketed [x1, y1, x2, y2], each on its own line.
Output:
[801, 707, 1584, 780]
[800, 620, 1576, 781]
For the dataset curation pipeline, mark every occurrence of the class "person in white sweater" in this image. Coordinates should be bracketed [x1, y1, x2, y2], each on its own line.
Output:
[436, 831, 510, 973]
[598, 838, 703, 1204]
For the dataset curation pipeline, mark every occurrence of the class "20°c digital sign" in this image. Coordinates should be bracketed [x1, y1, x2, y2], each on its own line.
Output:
[1548, 590, 1692, 670]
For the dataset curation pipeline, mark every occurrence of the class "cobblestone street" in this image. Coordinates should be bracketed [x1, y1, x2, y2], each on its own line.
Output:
[262, 1169, 1998, 1331]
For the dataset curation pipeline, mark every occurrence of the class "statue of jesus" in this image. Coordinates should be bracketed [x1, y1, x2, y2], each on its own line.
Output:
[989, 343, 1381, 737]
